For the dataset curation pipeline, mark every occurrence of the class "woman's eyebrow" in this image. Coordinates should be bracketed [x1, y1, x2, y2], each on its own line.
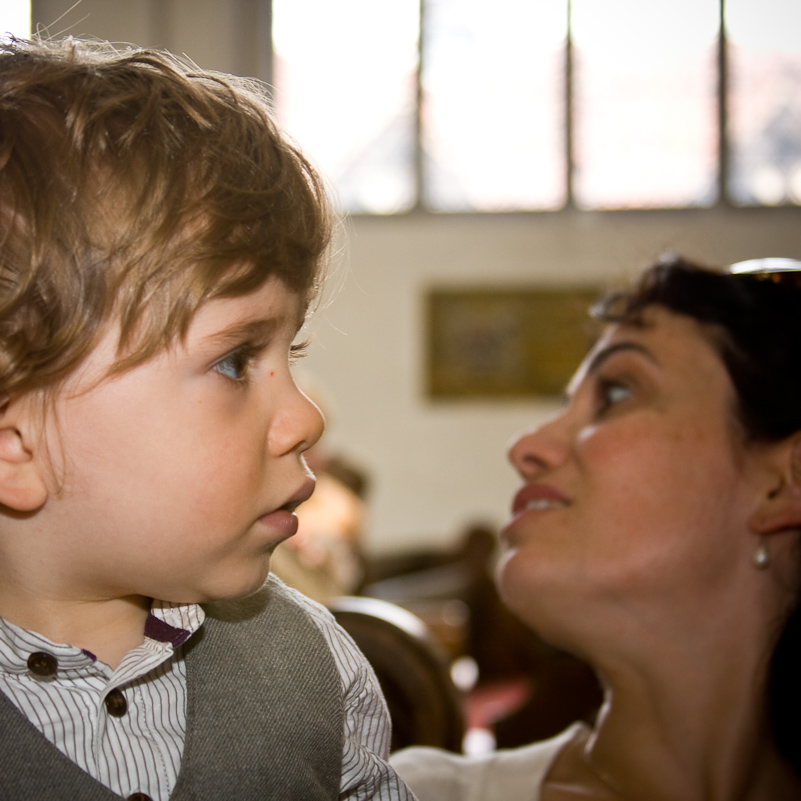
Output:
[584, 341, 656, 377]
[563, 341, 656, 403]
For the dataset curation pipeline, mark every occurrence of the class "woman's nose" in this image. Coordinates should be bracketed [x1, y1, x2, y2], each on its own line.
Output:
[507, 413, 570, 479]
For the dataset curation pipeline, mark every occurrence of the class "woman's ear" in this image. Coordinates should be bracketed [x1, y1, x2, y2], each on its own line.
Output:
[749, 434, 801, 537]
[0, 399, 48, 512]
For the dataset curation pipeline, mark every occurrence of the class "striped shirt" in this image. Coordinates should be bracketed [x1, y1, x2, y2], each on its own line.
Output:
[0, 587, 410, 801]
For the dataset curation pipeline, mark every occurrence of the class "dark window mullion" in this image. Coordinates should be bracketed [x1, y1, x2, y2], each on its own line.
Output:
[718, 0, 731, 206]
[414, 0, 426, 211]
[565, 0, 575, 209]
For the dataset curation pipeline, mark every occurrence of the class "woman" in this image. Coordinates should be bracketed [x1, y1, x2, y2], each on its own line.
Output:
[391, 254, 801, 800]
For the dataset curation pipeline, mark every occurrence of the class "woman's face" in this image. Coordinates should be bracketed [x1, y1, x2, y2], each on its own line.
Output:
[497, 306, 769, 652]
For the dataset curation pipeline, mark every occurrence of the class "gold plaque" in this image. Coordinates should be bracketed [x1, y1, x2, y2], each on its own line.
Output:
[427, 288, 601, 398]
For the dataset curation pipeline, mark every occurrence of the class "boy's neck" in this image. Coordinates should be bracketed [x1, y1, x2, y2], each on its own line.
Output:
[0, 592, 151, 670]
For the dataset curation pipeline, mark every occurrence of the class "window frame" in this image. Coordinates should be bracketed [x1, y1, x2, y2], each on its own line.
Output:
[269, 0, 794, 217]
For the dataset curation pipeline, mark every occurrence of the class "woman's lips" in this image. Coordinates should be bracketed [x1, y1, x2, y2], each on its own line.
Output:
[511, 483, 570, 517]
[502, 484, 569, 545]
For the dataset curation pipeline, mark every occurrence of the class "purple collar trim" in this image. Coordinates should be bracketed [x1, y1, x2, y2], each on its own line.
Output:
[144, 613, 191, 647]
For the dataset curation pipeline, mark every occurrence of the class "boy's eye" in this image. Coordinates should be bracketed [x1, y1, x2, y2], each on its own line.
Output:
[212, 348, 254, 382]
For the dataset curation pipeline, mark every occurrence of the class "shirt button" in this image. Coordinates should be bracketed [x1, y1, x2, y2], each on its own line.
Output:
[27, 651, 57, 677]
[104, 688, 128, 717]
[127, 794, 152, 801]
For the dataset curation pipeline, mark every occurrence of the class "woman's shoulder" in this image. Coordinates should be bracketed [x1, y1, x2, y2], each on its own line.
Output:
[390, 723, 585, 801]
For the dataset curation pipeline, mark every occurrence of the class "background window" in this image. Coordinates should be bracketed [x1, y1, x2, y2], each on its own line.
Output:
[571, 0, 719, 210]
[273, 0, 419, 214]
[0, 0, 31, 38]
[422, 0, 567, 212]
[727, 0, 801, 205]
[273, 0, 801, 215]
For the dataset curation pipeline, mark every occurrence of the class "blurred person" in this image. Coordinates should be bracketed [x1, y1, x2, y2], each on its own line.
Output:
[272, 453, 369, 602]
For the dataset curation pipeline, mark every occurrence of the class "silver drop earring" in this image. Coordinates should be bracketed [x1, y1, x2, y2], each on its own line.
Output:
[752, 541, 770, 570]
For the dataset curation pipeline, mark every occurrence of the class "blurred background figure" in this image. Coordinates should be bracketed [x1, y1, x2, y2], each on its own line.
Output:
[272, 450, 369, 604]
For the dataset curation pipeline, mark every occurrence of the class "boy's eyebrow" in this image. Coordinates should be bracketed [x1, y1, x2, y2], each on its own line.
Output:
[202, 318, 282, 350]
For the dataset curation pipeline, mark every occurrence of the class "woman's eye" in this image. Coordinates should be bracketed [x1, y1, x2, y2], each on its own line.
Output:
[212, 348, 253, 382]
[598, 379, 632, 412]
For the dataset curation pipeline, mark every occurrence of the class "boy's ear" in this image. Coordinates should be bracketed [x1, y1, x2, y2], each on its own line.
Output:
[749, 434, 801, 537]
[0, 401, 48, 512]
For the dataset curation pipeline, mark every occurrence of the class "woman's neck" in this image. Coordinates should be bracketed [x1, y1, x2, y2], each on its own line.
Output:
[579, 633, 799, 801]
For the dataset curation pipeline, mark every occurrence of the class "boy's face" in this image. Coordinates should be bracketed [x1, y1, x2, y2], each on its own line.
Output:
[35, 278, 324, 604]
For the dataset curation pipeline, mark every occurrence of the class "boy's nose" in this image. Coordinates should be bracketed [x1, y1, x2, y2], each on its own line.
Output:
[269, 383, 325, 457]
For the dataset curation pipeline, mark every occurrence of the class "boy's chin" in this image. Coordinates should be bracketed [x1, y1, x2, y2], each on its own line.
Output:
[164, 562, 274, 605]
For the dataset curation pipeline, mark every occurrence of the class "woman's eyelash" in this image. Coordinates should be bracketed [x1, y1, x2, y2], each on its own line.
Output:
[596, 376, 633, 412]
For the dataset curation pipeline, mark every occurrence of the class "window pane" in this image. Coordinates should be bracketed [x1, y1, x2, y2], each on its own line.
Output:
[273, 0, 419, 214]
[572, 0, 718, 209]
[727, 0, 801, 206]
[0, 0, 31, 38]
[423, 0, 567, 212]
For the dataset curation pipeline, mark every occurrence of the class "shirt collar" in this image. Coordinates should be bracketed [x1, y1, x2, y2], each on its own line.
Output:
[0, 600, 205, 672]
[146, 600, 205, 647]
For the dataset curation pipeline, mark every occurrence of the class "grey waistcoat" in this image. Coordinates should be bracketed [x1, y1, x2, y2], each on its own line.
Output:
[0, 577, 344, 800]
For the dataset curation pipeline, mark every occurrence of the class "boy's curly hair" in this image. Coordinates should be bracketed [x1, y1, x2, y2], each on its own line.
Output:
[0, 36, 332, 399]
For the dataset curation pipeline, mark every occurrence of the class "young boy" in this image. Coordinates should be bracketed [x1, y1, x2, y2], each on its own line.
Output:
[0, 37, 415, 800]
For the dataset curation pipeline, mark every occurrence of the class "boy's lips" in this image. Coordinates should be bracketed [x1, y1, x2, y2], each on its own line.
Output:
[257, 479, 315, 539]
[279, 478, 316, 514]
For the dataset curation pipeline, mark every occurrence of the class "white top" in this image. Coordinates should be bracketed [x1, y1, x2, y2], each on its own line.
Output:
[390, 724, 583, 801]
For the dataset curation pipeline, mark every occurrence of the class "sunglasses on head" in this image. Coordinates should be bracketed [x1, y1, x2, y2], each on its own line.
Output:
[728, 258, 801, 275]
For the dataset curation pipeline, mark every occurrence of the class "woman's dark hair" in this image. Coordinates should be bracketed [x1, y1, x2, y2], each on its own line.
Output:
[593, 252, 801, 775]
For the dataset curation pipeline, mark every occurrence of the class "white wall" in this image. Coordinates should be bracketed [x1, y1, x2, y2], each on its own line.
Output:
[31, 1, 801, 555]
